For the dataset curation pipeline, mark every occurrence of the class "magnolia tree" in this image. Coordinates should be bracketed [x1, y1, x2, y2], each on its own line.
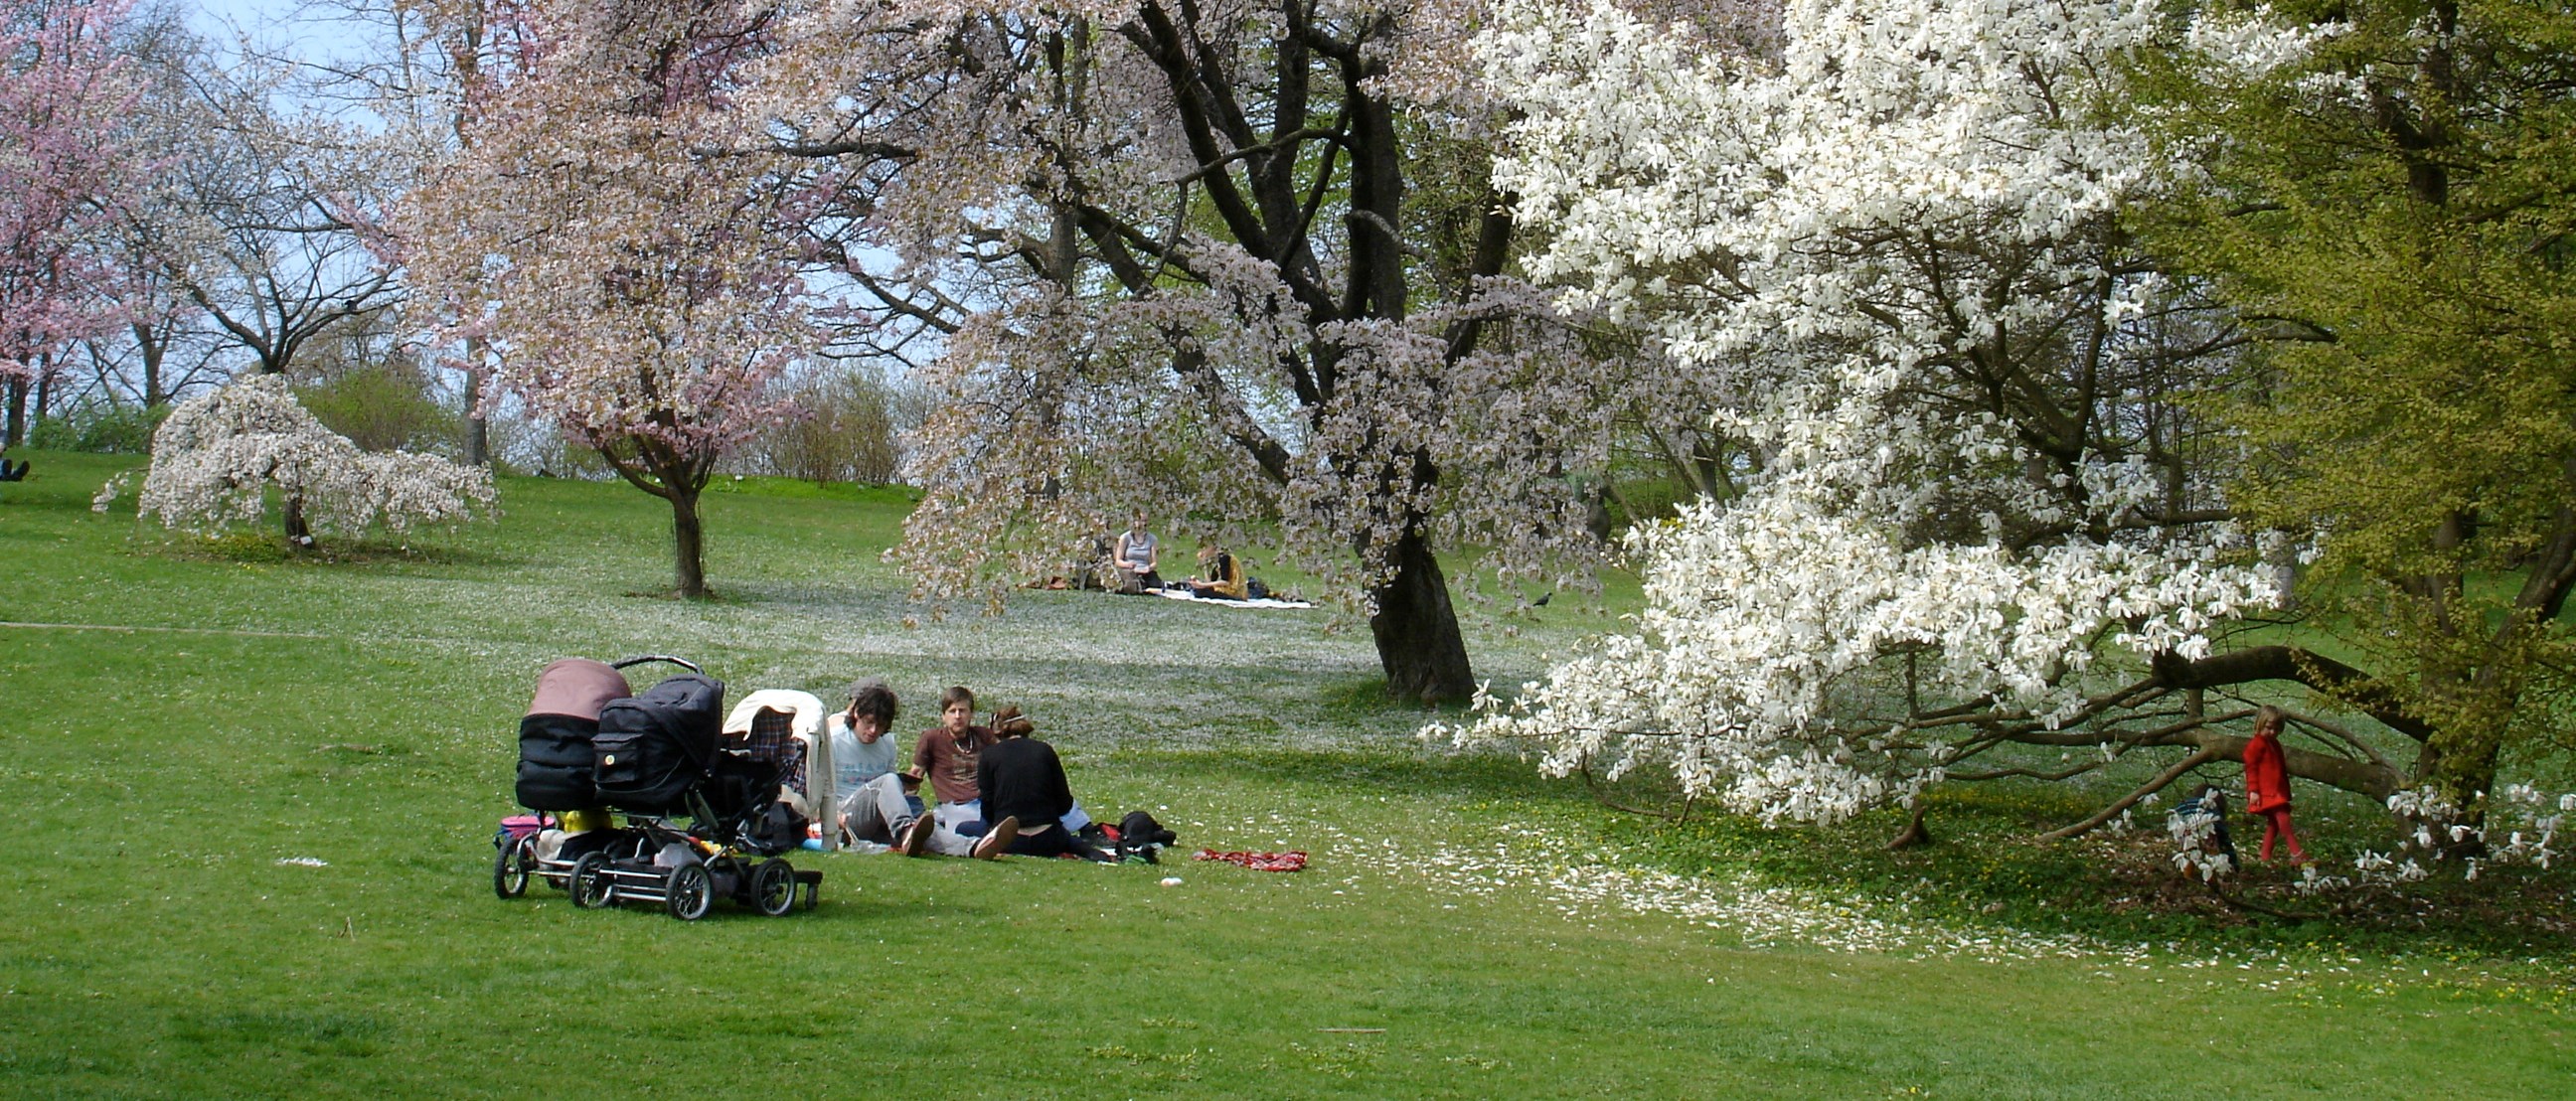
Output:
[93, 373, 494, 544]
[1, 0, 145, 443]
[1432, 0, 2369, 834]
[402, 0, 816, 597]
[741, 0, 1778, 699]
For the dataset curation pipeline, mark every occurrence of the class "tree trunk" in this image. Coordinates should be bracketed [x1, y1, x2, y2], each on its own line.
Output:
[4, 377, 25, 447]
[1368, 531, 1474, 703]
[33, 358, 53, 432]
[136, 321, 165, 406]
[464, 403, 490, 468]
[2413, 703, 2506, 822]
[282, 495, 314, 548]
[1886, 799, 1933, 850]
[603, 439, 716, 598]
[462, 340, 489, 467]
[670, 487, 708, 598]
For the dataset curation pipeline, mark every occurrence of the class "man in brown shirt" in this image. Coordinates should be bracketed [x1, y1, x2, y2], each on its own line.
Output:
[907, 686, 1006, 857]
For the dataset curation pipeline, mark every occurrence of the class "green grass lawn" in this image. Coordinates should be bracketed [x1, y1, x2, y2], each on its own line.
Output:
[3, 450, 2571, 1098]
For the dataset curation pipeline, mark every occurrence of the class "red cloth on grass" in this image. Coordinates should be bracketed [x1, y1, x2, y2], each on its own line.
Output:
[1194, 849, 1307, 872]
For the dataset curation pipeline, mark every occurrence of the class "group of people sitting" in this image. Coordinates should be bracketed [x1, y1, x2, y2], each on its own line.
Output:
[824, 681, 1118, 863]
[1111, 514, 1257, 600]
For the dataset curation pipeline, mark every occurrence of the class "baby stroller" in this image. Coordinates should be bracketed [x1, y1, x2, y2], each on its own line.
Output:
[494, 656, 816, 919]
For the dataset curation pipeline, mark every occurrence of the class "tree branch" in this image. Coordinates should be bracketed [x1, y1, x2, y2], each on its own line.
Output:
[2149, 646, 2432, 742]
[2037, 746, 2217, 842]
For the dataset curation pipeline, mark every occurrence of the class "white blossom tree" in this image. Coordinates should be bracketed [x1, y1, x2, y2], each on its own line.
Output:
[1433, 0, 2371, 835]
[94, 373, 494, 546]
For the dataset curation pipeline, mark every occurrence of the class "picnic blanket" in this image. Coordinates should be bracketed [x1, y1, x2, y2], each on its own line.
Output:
[1194, 849, 1308, 871]
[1154, 589, 1317, 610]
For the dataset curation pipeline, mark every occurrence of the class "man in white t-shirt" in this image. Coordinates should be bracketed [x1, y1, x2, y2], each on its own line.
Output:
[829, 680, 928, 851]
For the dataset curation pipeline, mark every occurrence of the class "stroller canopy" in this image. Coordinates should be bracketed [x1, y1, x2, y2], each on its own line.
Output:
[593, 673, 726, 815]
[528, 658, 631, 720]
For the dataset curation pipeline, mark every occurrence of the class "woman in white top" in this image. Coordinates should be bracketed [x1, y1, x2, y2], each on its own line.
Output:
[1114, 514, 1162, 593]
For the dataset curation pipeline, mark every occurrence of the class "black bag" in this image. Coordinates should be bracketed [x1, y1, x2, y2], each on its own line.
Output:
[746, 801, 809, 855]
[592, 673, 725, 814]
[1116, 810, 1179, 862]
[516, 713, 601, 810]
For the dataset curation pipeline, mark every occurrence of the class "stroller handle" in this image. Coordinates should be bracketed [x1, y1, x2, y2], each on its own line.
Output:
[611, 655, 704, 675]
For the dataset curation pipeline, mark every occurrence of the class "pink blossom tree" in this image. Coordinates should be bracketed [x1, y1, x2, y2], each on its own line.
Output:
[0, 0, 144, 444]
[400, 0, 817, 597]
[747, 0, 1775, 700]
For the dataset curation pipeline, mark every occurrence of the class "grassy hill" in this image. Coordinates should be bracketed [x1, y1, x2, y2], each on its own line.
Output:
[3, 451, 2569, 1097]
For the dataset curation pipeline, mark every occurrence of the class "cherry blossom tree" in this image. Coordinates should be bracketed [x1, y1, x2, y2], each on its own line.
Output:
[312, 0, 508, 465]
[748, 0, 1782, 701]
[401, 0, 817, 597]
[93, 373, 495, 545]
[0, 0, 144, 444]
[1434, 0, 2347, 834]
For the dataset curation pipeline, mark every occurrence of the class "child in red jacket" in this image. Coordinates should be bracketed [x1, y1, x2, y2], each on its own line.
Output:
[2243, 706, 2308, 865]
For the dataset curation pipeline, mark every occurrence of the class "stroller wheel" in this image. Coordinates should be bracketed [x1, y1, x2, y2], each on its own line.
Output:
[567, 852, 615, 909]
[493, 834, 536, 899]
[750, 859, 796, 917]
[665, 863, 714, 921]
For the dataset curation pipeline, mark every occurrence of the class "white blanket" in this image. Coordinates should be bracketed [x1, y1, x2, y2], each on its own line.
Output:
[722, 689, 827, 737]
[1155, 588, 1316, 610]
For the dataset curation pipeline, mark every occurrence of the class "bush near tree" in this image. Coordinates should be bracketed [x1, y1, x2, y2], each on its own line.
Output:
[25, 398, 165, 454]
[733, 367, 918, 487]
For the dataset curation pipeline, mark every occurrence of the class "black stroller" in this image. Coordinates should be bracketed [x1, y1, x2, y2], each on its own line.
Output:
[494, 656, 817, 919]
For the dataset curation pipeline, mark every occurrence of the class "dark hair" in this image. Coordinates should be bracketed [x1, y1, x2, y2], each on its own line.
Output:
[938, 685, 975, 711]
[991, 705, 1034, 739]
[846, 680, 898, 726]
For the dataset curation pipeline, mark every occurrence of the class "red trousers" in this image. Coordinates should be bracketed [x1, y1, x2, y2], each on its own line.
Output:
[2257, 806, 2306, 864]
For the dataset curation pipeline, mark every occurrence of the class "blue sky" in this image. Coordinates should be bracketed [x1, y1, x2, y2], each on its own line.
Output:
[188, 0, 375, 66]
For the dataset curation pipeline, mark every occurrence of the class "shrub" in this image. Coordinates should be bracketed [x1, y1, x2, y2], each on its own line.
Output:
[734, 367, 921, 485]
[24, 400, 167, 454]
[295, 364, 460, 455]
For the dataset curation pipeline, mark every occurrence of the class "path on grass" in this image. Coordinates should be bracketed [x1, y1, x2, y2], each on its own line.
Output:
[2, 620, 348, 639]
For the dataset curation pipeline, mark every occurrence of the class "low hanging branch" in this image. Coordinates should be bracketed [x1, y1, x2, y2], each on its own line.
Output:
[2038, 746, 2220, 842]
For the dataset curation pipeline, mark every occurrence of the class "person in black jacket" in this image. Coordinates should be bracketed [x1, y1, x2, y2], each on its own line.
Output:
[975, 707, 1113, 862]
